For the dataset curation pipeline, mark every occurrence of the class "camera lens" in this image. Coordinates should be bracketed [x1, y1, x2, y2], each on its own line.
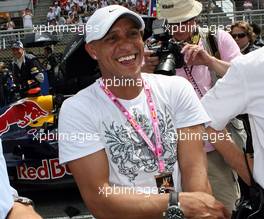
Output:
[155, 53, 176, 76]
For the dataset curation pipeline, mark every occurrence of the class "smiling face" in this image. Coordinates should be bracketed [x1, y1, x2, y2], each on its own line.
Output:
[85, 17, 144, 81]
[12, 48, 24, 59]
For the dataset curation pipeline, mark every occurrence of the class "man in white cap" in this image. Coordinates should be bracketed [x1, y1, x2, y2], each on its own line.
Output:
[59, 5, 229, 219]
[143, 0, 245, 212]
[0, 139, 42, 219]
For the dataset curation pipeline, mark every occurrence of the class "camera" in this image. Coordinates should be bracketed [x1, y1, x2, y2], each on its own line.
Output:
[148, 18, 184, 76]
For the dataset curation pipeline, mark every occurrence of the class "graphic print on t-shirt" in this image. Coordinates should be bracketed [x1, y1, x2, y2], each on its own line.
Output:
[103, 107, 177, 182]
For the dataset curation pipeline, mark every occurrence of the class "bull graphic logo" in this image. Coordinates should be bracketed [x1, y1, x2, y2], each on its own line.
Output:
[0, 100, 48, 135]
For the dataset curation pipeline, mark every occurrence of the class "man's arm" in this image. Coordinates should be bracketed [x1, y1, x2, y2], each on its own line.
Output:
[141, 44, 231, 76]
[181, 44, 230, 77]
[68, 149, 169, 219]
[206, 127, 252, 185]
[206, 56, 230, 77]
[7, 203, 42, 219]
[1, 139, 41, 219]
[177, 124, 211, 193]
[68, 148, 229, 219]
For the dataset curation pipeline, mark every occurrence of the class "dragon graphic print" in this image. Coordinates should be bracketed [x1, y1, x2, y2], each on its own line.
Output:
[103, 106, 178, 183]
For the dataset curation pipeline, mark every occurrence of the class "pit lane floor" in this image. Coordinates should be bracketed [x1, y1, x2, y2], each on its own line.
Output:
[20, 187, 95, 219]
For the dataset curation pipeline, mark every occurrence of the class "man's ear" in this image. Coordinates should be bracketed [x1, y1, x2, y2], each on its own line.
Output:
[85, 43, 98, 60]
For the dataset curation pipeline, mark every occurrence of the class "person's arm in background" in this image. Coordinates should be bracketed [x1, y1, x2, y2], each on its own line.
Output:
[208, 29, 241, 77]
[201, 59, 251, 185]
[178, 125, 212, 193]
[180, 29, 241, 77]
[205, 127, 252, 185]
[181, 44, 231, 77]
[0, 139, 14, 219]
[0, 139, 42, 219]
[142, 42, 231, 76]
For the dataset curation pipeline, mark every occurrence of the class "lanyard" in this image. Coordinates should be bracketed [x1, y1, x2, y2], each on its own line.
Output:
[183, 32, 204, 98]
[183, 65, 204, 98]
[99, 79, 165, 173]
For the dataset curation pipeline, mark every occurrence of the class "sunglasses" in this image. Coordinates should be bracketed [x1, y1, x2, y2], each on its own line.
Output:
[231, 32, 247, 39]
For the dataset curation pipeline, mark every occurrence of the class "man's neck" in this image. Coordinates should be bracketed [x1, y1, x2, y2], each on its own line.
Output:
[101, 76, 144, 100]
[14, 52, 25, 69]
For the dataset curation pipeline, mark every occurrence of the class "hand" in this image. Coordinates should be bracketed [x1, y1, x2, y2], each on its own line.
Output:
[179, 192, 230, 219]
[46, 64, 51, 70]
[141, 50, 159, 73]
[181, 44, 214, 67]
[7, 202, 42, 219]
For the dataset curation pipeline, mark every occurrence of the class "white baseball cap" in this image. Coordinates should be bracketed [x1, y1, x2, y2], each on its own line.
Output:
[85, 5, 145, 44]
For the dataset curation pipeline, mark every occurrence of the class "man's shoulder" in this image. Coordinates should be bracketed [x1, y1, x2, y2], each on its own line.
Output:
[142, 73, 188, 84]
[216, 28, 229, 36]
[233, 46, 264, 66]
[142, 73, 193, 95]
[25, 53, 36, 60]
[62, 80, 100, 108]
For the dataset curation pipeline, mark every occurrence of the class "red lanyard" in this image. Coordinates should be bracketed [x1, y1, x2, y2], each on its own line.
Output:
[99, 79, 165, 173]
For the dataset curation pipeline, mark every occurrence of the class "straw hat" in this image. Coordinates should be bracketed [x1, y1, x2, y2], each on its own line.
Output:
[158, 0, 203, 23]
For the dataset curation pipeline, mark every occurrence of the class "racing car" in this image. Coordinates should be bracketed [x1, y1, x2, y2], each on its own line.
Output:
[0, 34, 100, 190]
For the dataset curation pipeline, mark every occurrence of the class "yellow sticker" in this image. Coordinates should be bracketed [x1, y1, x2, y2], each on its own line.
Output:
[31, 67, 37, 71]
[191, 34, 200, 45]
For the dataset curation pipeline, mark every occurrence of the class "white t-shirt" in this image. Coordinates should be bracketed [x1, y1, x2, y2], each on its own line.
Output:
[23, 14, 33, 28]
[0, 139, 15, 219]
[53, 6, 61, 17]
[47, 11, 56, 21]
[201, 47, 264, 188]
[59, 74, 210, 192]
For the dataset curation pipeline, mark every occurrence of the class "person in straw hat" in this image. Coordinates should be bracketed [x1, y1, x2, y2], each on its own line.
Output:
[143, 0, 246, 213]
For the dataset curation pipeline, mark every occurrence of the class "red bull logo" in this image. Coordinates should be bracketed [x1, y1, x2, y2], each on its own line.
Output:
[16, 158, 72, 180]
[0, 100, 48, 135]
